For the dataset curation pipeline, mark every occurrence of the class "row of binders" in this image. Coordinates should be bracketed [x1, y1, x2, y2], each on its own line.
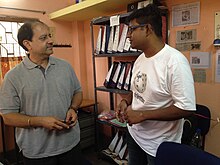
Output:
[95, 24, 138, 54]
[104, 61, 133, 91]
[101, 131, 128, 164]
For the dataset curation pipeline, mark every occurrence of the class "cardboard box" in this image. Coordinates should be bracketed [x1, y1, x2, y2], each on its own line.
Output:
[127, 0, 153, 12]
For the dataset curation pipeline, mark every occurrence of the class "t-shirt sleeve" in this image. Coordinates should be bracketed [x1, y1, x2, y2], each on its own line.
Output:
[169, 62, 196, 111]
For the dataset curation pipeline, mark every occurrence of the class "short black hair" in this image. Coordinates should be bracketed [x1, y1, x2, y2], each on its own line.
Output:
[127, 4, 162, 38]
[17, 20, 46, 51]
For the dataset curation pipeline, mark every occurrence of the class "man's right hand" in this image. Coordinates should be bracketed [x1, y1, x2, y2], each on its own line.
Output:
[34, 116, 71, 130]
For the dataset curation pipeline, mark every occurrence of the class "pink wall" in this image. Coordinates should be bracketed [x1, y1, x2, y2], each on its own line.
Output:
[166, 0, 220, 156]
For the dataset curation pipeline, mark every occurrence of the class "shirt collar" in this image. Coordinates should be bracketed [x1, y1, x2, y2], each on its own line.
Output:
[23, 56, 56, 69]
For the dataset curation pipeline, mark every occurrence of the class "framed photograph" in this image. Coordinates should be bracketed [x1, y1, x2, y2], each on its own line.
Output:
[190, 52, 211, 68]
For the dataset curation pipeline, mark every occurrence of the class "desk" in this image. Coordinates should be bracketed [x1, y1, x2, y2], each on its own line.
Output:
[79, 99, 96, 114]
[79, 99, 96, 109]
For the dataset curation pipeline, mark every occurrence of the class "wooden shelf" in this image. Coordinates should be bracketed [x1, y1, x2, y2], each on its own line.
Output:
[49, 0, 140, 21]
[79, 99, 95, 109]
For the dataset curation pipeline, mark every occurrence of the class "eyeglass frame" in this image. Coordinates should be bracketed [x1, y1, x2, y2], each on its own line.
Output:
[128, 24, 148, 33]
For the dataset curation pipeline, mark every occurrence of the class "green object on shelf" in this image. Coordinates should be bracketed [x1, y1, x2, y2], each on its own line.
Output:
[109, 119, 127, 128]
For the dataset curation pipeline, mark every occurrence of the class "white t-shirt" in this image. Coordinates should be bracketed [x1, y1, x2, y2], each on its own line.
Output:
[128, 44, 196, 157]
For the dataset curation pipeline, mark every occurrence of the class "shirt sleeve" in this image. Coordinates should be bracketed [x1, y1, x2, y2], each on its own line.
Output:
[0, 76, 20, 114]
[169, 62, 196, 111]
[68, 64, 82, 94]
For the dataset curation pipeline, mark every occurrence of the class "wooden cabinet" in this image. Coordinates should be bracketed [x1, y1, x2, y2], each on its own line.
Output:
[78, 99, 96, 149]
[78, 111, 95, 149]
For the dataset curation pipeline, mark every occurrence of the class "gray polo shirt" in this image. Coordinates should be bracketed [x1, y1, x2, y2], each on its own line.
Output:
[0, 56, 82, 158]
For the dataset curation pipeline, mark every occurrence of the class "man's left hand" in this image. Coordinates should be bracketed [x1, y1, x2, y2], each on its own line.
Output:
[65, 108, 78, 127]
[125, 106, 144, 125]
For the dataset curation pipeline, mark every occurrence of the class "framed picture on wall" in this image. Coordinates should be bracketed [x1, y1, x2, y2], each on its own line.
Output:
[190, 52, 211, 69]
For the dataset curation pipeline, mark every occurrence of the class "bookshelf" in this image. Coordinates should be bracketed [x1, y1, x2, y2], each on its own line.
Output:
[90, 11, 141, 163]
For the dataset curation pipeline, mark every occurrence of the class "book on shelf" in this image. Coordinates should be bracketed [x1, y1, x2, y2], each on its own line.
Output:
[100, 25, 106, 53]
[123, 62, 133, 91]
[123, 38, 131, 52]
[107, 26, 115, 53]
[100, 25, 111, 53]
[117, 24, 128, 52]
[120, 62, 131, 90]
[111, 62, 122, 88]
[114, 136, 123, 155]
[124, 68, 131, 91]
[116, 62, 126, 89]
[112, 62, 126, 89]
[107, 61, 119, 88]
[112, 25, 120, 53]
[119, 143, 127, 159]
[104, 25, 111, 53]
[103, 62, 114, 87]
[130, 47, 138, 52]
[103, 61, 119, 88]
[95, 26, 103, 54]
[119, 23, 125, 40]
[109, 131, 119, 152]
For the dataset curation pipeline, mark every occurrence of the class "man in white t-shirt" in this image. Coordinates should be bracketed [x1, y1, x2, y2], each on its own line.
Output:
[116, 4, 196, 165]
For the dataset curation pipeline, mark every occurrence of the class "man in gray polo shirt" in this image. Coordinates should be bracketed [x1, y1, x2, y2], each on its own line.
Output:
[0, 20, 83, 165]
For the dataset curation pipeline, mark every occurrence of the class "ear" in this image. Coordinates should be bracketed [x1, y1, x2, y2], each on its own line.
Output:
[145, 24, 153, 36]
[23, 40, 31, 51]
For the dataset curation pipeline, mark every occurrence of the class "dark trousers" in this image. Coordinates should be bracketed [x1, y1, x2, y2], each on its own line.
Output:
[22, 143, 83, 165]
[127, 130, 155, 165]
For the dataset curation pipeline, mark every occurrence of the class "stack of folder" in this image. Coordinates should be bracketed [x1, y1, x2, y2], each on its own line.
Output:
[95, 23, 138, 55]
[101, 131, 128, 165]
[103, 61, 134, 91]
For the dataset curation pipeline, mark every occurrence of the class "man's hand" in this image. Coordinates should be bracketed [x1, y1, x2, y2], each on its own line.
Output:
[65, 108, 78, 127]
[40, 116, 70, 130]
[125, 106, 144, 125]
[115, 100, 128, 123]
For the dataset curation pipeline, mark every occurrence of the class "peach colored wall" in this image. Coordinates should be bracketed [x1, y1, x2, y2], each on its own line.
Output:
[83, 20, 96, 99]
[166, 0, 220, 156]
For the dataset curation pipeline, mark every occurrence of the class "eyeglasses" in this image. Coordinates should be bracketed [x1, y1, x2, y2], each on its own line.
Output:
[128, 24, 147, 33]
